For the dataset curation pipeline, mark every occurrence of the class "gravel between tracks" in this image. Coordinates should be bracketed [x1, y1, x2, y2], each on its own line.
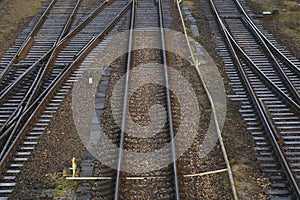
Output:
[2, 0, 299, 199]
[184, 0, 272, 199]
[10, 91, 85, 199]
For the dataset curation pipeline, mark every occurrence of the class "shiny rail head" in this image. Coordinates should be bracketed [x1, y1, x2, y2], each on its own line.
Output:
[71, 28, 226, 173]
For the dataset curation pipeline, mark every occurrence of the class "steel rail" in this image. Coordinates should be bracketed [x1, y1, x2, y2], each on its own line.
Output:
[208, 0, 300, 198]
[177, 1, 238, 199]
[0, 66, 66, 160]
[24, 0, 82, 110]
[227, 32, 300, 112]
[58, 0, 113, 46]
[233, 0, 300, 76]
[0, 0, 57, 81]
[0, 66, 44, 139]
[238, 17, 300, 105]
[57, 0, 82, 42]
[0, 1, 133, 176]
[114, 1, 180, 198]
[219, 0, 300, 107]
[0, 0, 78, 97]
[0, 0, 114, 97]
[114, 1, 135, 199]
[225, 26, 300, 199]
[0, 0, 112, 101]
[0, 0, 82, 136]
[0, 47, 54, 99]
[223, 27, 282, 139]
[158, 0, 180, 199]
[0, 0, 133, 131]
[0, 0, 82, 141]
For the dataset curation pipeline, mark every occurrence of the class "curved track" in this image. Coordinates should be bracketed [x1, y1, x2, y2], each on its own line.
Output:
[0, 0, 132, 197]
[86, 0, 237, 199]
[0, 0, 238, 199]
[204, 0, 300, 198]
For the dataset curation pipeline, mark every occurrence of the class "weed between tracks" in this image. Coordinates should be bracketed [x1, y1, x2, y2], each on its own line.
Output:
[247, 0, 300, 58]
[10, 92, 85, 199]
[40, 174, 78, 199]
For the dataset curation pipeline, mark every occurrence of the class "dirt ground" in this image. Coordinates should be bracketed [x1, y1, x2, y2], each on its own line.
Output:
[0, 0, 45, 58]
[247, 0, 300, 58]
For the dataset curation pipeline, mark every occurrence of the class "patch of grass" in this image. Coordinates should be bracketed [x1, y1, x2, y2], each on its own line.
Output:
[249, 0, 300, 12]
[54, 177, 78, 198]
[38, 174, 78, 199]
[0, 26, 14, 35]
[249, 0, 279, 11]
[281, 26, 300, 43]
[283, 1, 300, 11]
[11, 0, 45, 19]
[248, 0, 300, 57]
[0, 0, 45, 45]
[184, 1, 196, 11]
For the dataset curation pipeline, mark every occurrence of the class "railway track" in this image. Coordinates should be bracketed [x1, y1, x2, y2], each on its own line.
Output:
[75, 0, 237, 199]
[0, 0, 133, 198]
[115, 0, 180, 199]
[85, 1, 180, 199]
[202, 0, 300, 198]
[0, 0, 238, 199]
